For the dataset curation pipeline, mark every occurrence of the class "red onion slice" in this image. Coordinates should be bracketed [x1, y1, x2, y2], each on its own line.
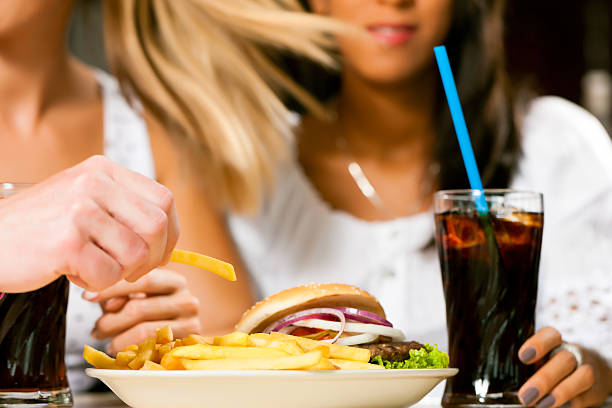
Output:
[264, 308, 346, 343]
[333, 307, 393, 327]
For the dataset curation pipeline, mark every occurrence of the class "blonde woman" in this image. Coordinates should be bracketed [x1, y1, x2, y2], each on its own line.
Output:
[0, 0, 335, 391]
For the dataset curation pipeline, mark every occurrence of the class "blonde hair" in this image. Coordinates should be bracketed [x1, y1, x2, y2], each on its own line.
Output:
[102, 0, 340, 213]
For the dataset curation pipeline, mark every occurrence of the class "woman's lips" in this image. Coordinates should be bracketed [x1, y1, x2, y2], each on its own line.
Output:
[367, 24, 418, 46]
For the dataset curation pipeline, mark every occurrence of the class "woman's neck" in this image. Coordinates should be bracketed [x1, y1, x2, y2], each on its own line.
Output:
[336, 68, 437, 159]
[0, 3, 76, 131]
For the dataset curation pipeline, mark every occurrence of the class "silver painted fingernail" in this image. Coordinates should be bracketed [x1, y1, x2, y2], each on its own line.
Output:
[521, 387, 540, 406]
[519, 347, 537, 363]
[536, 394, 556, 408]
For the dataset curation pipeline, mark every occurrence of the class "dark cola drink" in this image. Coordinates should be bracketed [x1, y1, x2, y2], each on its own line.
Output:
[0, 277, 72, 406]
[434, 190, 543, 407]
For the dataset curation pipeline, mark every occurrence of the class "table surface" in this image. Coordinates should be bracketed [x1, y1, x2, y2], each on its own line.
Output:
[73, 393, 612, 408]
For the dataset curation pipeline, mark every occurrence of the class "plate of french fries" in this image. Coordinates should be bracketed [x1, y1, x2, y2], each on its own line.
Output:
[84, 326, 457, 408]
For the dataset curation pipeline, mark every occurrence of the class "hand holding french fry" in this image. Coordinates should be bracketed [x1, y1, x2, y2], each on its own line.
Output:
[0, 156, 179, 293]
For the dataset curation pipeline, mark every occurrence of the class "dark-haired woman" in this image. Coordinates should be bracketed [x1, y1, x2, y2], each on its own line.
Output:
[228, 0, 612, 406]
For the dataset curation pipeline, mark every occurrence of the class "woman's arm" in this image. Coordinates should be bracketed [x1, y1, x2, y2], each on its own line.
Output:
[147, 115, 256, 333]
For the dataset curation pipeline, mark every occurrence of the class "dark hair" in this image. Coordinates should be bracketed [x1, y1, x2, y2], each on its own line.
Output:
[285, 0, 522, 190]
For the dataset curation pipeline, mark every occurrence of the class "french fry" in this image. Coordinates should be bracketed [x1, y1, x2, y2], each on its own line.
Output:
[181, 350, 323, 370]
[170, 249, 236, 282]
[157, 342, 175, 360]
[141, 360, 166, 370]
[248, 334, 304, 356]
[213, 332, 249, 347]
[170, 344, 289, 360]
[311, 345, 330, 358]
[128, 338, 157, 370]
[116, 350, 137, 367]
[85, 325, 380, 371]
[155, 325, 173, 344]
[270, 333, 371, 362]
[83, 345, 123, 369]
[330, 359, 385, 370]
[306, 357, 337, 370]
[181, 334, 213, 346]
[160, 353, 184, 370]
[122, 344, 138, 352]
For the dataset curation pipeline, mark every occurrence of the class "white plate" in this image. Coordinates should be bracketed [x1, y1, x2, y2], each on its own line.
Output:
[86, 368, 457, 408]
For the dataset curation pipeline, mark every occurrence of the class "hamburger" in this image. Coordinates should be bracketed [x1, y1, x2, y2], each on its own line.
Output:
[236, 283, 448, 369]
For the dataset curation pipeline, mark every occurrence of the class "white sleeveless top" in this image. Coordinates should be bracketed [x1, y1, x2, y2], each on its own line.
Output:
[66, 70, 155, 391]
[228, 97, 612, 367]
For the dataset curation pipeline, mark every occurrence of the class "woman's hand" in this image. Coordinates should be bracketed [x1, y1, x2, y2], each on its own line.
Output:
[85, 268, 201, 355]
[0, 155, 179, 293]
[518, 327, 612, 408]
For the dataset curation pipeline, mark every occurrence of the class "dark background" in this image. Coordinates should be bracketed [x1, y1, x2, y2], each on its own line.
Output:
[69, 1, 612, 133]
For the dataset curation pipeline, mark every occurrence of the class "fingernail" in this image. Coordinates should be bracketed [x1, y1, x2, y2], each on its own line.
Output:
[520, 387, 540, 406]
[519, 347, 537, 363]
[536, 394, 555, 408]
[83, 291, 99, 301]
[559, 402, 571, 408]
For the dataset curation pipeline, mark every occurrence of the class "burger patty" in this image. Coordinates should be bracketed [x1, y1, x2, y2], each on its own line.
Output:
[358, 341, 425, 362]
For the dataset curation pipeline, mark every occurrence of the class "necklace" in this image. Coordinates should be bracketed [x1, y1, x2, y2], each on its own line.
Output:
[335, 135, 440, 219]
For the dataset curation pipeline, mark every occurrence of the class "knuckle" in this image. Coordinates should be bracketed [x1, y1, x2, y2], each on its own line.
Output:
[182, 295, 200, 315]
[150, 207, 169, 235]
[124, 300, 143, 319]
[68, 197, 99, 221]
[537, 370, 555, 389]
[156, 185, 174, 213]
[73, 170, 109, 195]
[580, 364, 595, 386]
[127, 237, 149, 265]
[559, 350, 577, 366]
[82, 155, 113, 173]
[57, 225, 84, 255]
[552, 387, 570, 405]
[142, 270, 161, 289]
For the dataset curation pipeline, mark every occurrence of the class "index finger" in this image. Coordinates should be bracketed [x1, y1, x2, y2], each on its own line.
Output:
[82, 269, 186, 302]
[519, 326, 563, 364]
[108, 161, 179, 247]
[83, 156, 180, 265]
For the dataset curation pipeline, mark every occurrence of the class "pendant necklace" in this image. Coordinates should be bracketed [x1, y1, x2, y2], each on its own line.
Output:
[335, 135, 440, 219]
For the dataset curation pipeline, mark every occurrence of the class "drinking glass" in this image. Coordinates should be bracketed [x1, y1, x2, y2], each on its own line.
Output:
[0, 183, 72, 407]
[434, 189, 544, 407]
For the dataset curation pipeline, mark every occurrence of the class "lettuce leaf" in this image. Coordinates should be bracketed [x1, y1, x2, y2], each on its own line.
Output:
[370, 343, 449, 369]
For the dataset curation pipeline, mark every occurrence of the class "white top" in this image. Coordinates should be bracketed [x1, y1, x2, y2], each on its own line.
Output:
[229, 97, 612, 367]
[65, 70, 155, 391]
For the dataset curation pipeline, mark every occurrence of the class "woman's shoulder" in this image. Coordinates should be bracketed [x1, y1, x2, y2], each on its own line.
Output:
[522, 96, 612, 166]
[515, 96, 612, 218]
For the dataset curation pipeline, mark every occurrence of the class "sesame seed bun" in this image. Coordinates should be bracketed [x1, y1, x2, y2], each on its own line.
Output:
[235, 283, 385, 334]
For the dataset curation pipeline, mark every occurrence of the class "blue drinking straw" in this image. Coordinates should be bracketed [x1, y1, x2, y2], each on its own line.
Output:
[433, 45, 489, 214]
